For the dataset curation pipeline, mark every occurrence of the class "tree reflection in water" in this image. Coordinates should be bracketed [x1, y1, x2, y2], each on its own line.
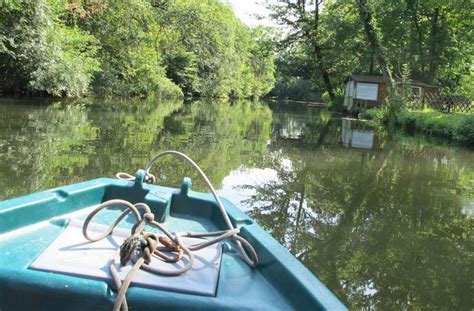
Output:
[0, 101, 98, 197]
[238, 111, 473, 310]
[0, 98, 273, 197]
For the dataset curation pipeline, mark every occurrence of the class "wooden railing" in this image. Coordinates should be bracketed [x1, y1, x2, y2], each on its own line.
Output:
[407, 94, 472, 113]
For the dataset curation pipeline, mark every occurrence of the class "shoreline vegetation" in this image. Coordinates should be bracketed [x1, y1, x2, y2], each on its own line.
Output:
[0, 0, 275, 99]
[358, 71, 474, 149]
[1, 0, 472, 148]
[364, 108, 474, 149]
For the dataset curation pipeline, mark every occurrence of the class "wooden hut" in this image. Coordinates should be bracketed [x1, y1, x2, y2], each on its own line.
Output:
[343, 75, 439, 110]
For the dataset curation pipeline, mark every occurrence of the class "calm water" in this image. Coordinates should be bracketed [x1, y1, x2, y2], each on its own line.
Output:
[0, 97, 472, 310]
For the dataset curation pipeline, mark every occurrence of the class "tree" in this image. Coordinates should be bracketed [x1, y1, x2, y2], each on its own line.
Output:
[0, 0, 276, 98]
[73, 0, 181, 97]
[356, 0, 392, 88]
[269, 0, 336, 101]
[0, 0, 100, 97]
[269, 0, 473, 99]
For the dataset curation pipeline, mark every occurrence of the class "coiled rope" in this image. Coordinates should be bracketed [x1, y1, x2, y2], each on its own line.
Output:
[82, 151, 258, 311]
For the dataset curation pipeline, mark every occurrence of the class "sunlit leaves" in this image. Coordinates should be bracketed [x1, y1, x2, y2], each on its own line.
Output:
[0, 0, 276, 98]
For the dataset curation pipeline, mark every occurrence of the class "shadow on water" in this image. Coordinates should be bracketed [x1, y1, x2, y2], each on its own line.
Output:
[0, 97, 472, 309]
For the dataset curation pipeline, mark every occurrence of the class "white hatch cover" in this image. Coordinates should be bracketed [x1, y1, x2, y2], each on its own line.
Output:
[30, 219, 222, 296]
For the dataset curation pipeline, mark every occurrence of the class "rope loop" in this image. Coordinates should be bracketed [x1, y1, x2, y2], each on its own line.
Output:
[87, 150, 260, 311]
[115, 172, 156, 184]
[82, 199, 142, 242]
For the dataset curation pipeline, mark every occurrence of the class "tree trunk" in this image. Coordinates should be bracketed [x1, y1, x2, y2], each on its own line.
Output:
[407, 0, 425, 73]
[313, 0, 336, 100]
[314, 46, 336, 100]
[356, 0, 392, 89]
[428, 8, 439, 77]
[369, 45, 375, 74]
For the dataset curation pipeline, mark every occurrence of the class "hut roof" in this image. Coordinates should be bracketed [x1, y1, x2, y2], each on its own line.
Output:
[349, 75, 385, 84]
[347, 75, 438, 88]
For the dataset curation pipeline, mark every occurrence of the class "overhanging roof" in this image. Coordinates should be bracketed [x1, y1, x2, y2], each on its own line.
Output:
[347, 74, 438, 88]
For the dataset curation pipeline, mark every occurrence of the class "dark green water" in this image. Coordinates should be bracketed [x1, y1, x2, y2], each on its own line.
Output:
[0, 97, 472, 310]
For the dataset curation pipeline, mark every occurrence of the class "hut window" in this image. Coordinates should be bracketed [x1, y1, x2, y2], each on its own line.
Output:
[355, 83, 378, 100]
[410, 86, 422, 97]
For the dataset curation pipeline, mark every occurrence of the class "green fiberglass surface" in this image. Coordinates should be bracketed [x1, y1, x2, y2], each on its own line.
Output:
[0, 176, 346, 311]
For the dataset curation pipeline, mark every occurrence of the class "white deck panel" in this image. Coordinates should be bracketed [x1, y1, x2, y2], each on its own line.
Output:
[30, 219, 222, 296]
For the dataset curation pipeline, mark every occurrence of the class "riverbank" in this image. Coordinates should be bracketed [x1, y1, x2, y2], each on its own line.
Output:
[366, 108, 474, 148]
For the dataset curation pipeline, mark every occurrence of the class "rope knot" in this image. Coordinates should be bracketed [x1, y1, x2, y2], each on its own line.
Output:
[141, 233, 158, 264]
[119, 234, 147, 266]
[143, 212, 155, 222]
[232, 227, 240, 236]
[144, 173, 156, 184]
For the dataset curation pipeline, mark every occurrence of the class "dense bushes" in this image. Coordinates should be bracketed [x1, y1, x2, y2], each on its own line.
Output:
[364, 108, 474, 148]
[0, 0, 100, 97]
[0, 0, 276, 98]
[269, 77, 319, 101]
[453, 115, 474, 148]
[398, 110, 474, 148]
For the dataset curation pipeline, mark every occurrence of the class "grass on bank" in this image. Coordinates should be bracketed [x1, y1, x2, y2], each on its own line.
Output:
[365, 108, 474, 148]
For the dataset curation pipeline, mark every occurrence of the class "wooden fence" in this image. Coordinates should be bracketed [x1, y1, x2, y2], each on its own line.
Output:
[407, 94, 472, 113]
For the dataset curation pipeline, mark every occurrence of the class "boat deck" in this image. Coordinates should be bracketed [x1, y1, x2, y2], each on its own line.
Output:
[0, 178, 347, 310]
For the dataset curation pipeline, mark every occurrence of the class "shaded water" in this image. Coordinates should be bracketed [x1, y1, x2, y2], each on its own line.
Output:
[0, 97, 472, 310]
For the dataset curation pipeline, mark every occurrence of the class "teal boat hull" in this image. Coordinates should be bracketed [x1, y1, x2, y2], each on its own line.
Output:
[0, 177, 346, 310]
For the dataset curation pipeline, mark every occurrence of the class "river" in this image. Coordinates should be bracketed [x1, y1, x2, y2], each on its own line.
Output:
[0, 97, 472, 310]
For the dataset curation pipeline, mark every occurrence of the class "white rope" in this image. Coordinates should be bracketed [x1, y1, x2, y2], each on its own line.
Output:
[96, 150, 260, 310]
[116, 150, 258, 267]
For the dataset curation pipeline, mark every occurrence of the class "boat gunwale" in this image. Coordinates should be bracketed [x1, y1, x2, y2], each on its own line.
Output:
[0, 177, 347, 310]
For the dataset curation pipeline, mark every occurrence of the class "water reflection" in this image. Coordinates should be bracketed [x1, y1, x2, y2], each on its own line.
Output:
[0, 97, 272, 196]
[235, 108, 473, 310]
[0, 101, 97, 197]
[0, 98, 472, 310]
[341, 118, 380, 150]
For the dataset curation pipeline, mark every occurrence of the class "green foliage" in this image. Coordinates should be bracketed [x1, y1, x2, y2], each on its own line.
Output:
[363, 107, 384, 121]
[270, 0, 473, 101]
[322, 91, 344, 112]
[378, 64, 411, 126]
[398, 110, 474, 147]
[269, 45, 324, 101]
[245, 27, 277, 98]
[0, 0, 99, 97]
[164, 48, 198, 96]
[29, 24, 100, 97]
[453, 115, 474, 148]
[0, 0, 276, 98]
[270, 77, 319, 101]
[76, 0, 181, 98]
[157, 1, 275, 98]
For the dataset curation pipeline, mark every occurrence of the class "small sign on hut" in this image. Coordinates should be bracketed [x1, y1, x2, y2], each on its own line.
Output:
[343, 75, 439, 110]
